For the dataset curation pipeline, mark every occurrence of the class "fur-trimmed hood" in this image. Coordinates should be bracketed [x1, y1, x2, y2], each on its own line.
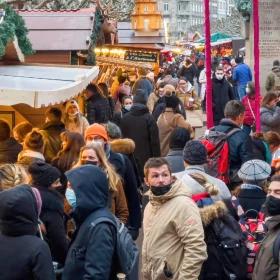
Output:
[199, 200, 228, 226]
[110, 138, 135, 155]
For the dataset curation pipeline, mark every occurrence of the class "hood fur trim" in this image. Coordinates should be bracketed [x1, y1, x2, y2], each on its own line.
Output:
[199, 200, 227, 226]
[110, 138, 135, 155]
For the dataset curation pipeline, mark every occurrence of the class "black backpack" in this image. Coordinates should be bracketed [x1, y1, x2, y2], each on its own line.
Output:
[191, 189, 248, 280]
[199, 214, 248, 280]
[89, 213, 139, 280]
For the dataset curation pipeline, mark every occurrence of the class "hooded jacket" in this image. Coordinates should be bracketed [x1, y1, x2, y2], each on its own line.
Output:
[0, 137, 22, 164]
[63, 165, 117, 280]
[40, 121, 65, 163]
[142, 180, 207, 280]
[260, 106, 280, 133]
[120, 104, 160, 178]
[265, 66, 280, 93]
[0, 185, 55, 280]
[253, 215, 280, 280]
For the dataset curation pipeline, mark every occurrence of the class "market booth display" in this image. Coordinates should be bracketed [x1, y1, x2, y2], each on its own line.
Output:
[0, 5, 99, 127]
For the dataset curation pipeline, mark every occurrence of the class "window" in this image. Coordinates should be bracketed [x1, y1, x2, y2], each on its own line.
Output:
[144, 5, 148, 12]
[143, 19, 150, 30]
[164, 3, 169, 12]
[178, 3, 181, 11]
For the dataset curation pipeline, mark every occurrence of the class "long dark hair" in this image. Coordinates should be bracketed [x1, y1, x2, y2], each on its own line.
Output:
[52, 131, 85, 172]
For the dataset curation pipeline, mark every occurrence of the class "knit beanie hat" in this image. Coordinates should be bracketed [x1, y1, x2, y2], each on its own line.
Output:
[24, 129, 44, 152]
[65, 99, 80, 114]
[28, 161, 61, 188]
[165, 95, 180, 109]
[238, 159, 271, 182]
[169, 127, 191, 150]
[183, 140, 207, 165]
[85, 123, 108, 141]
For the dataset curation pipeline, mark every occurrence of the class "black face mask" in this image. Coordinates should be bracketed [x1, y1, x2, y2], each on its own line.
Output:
[81, 160, 98, 166]
[150, 184, 172, 196]
[265, 196, 280, 216]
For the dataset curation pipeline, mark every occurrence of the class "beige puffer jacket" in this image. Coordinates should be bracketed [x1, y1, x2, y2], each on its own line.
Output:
[142, 180, 207, 280]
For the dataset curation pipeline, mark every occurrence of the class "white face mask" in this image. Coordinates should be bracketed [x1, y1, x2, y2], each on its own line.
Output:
[216, 74, 224, 80]
[246, 88, 251, 94]
[124, 104, 132, 111]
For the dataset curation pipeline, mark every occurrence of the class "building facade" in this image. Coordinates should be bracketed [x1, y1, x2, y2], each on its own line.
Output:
[158, 0, 234, 43]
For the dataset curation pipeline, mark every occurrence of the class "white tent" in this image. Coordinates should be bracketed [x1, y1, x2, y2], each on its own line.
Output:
[0, 64, 99, 108]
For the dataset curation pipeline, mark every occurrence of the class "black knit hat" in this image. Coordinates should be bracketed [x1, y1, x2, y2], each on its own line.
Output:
[165, 95, 180, 109]
[183, 140, 207, 165]
[169, 127, 191, 150]
[28, 161, 61, 188]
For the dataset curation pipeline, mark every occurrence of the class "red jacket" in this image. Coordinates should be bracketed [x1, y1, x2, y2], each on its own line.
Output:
[242, 95, 257, 126]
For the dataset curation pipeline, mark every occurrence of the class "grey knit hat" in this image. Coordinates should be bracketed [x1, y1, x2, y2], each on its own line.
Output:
[238, 159, 271, 182]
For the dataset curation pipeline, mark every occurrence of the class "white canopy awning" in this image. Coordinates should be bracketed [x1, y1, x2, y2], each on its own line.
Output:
[0, 64, 99, 108]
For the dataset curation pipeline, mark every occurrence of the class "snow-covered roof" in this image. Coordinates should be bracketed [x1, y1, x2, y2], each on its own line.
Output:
[0, 64, 99, 107]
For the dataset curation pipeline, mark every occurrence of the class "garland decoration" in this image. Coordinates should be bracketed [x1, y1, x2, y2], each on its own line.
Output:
[0, 4, 33, 58]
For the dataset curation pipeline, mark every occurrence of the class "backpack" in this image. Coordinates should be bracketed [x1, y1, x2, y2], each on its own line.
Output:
[231, 196, 266, 279]
[192, 193, 248, 280]
[200, 128, 240, 184]
[90, 215, 139, 280]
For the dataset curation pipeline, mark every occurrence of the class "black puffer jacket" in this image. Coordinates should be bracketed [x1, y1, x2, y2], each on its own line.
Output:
[86, 95, 112, 124]
[212, 77, 235, 125]
[63, 165, 117, 280]
[0, 185, 55, 280]
[0, 137, 22, 163]
[35, 187, 68, 264]
[120, 104, 160, 178]
[214, 119, 254, 177]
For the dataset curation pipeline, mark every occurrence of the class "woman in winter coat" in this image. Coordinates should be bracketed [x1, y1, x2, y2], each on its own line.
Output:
[52, 131, 85, 173]
[242, 81, 257, 135]
[76, 143, 129, 224]
[112, 96, 133, 127]
[260, 92, 280, 133]
[29, 161, 69, 265]
[63, 165, 117, 280]
[157, 94, 193, 156]
[64, 99, 89, 137]
[0, 185, 55, 280]
[176, 78, 200, 110]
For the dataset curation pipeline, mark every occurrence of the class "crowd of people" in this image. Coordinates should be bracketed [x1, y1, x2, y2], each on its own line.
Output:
[0, 56, 280, 280]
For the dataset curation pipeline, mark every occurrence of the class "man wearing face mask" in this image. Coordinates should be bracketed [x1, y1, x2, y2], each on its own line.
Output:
[142, 157, 207, 280]
[253, 175, 280, 280]
[212, 66, 235, 126]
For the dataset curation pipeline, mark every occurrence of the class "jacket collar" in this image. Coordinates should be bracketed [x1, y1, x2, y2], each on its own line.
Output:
[167, 149, 183, 157]
[266, 215, 280, 231]
[185, 165, 205, 172]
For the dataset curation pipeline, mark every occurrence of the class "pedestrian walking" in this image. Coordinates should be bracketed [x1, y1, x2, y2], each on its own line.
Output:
[265, 60, 280, 95]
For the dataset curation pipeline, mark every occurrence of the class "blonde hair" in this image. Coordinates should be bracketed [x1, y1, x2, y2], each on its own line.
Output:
[77, 143, 121, 192]
[189, 173, 219, 196]
[0, 164, 29, 191]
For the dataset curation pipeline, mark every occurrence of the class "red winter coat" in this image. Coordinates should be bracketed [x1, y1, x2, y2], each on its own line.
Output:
[242, 95, 257, 126]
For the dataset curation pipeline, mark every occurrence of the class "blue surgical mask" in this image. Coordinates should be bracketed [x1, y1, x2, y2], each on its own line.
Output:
[65, 188, 77, 209]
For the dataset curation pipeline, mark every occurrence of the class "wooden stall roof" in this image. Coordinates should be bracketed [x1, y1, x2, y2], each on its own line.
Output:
[0, 64, 99, 108]
[117, 22, 165, 45]
[18, 8, 95, 51]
